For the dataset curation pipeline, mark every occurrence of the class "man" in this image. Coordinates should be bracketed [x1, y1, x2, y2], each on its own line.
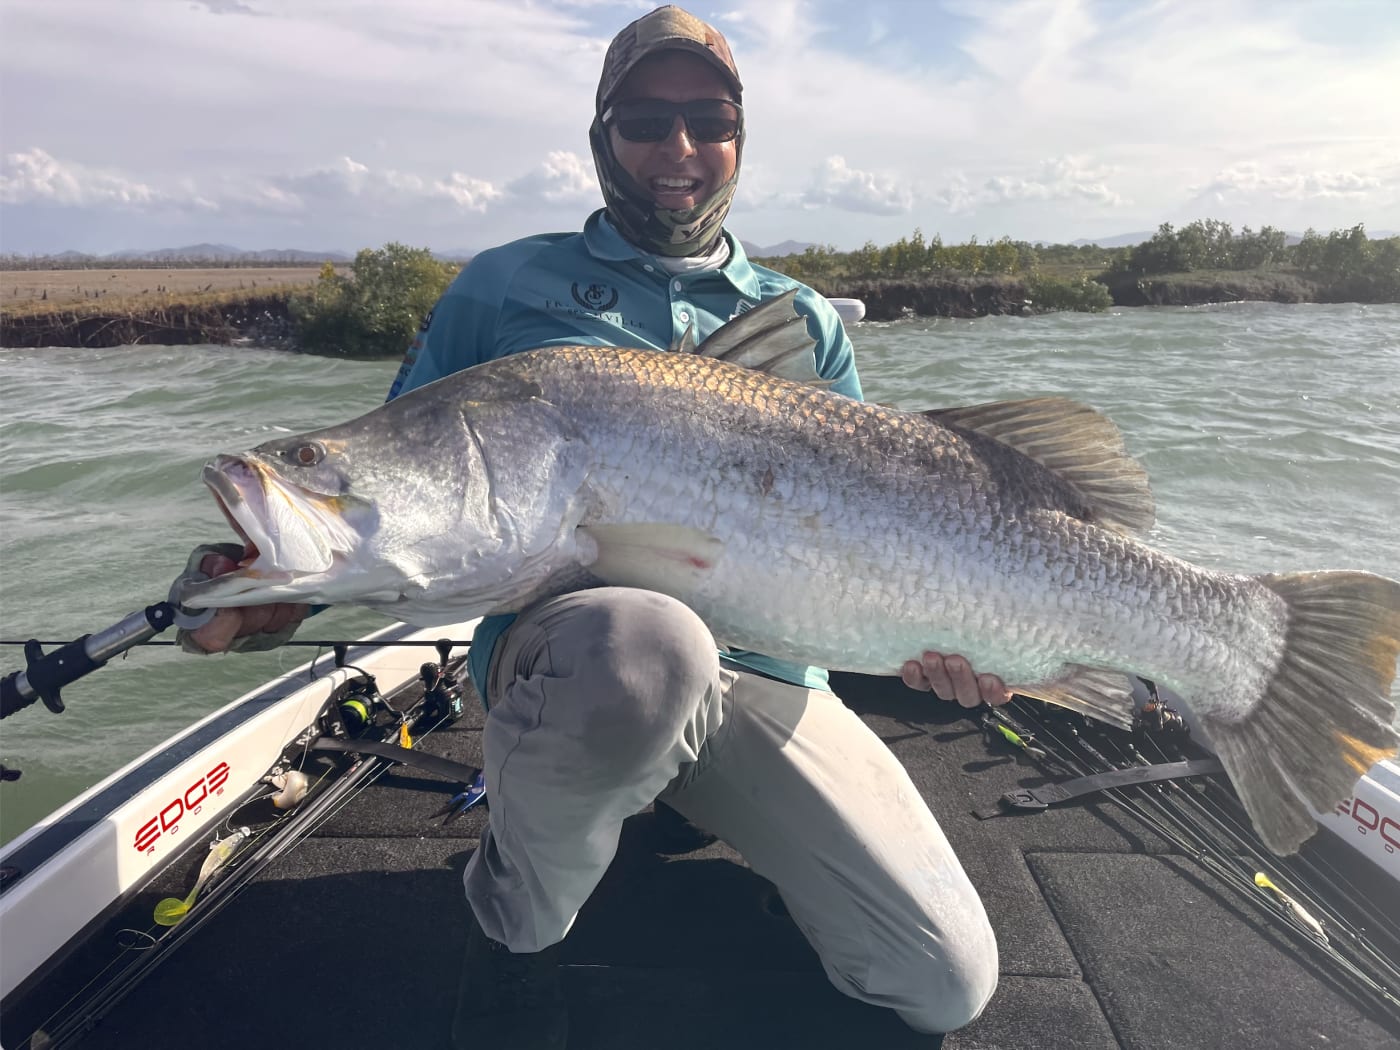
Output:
[180, 7, 1005, 1048]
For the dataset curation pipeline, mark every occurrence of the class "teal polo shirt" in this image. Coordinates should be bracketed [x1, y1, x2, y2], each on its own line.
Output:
[387, 210, 863, 702]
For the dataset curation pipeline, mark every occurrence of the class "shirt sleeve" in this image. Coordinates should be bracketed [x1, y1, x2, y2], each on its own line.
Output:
[794, 288, 863, 401]
[386, 261, 503, 400]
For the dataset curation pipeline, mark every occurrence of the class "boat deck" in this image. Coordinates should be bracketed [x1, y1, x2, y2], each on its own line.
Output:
[34, 673, 1400, 1049]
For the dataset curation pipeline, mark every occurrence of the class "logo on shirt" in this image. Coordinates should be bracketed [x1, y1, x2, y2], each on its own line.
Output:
[571, 282, 619, 312]
[729, 298, 756, 319]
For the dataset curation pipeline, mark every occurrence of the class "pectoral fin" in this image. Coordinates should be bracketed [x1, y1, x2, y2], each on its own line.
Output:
[577, 523, 724, 597]
[692, 289, 829, 385]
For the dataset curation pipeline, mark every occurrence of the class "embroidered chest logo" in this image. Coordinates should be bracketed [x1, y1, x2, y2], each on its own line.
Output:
[571, 282, 619, 312]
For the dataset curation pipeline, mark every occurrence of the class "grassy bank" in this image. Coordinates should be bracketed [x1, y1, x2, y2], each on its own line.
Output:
[2, 266, 328, 309]
[0, 268, 331, 348]
[4, 251, 1395, 349]
[1, 288, 299, 348]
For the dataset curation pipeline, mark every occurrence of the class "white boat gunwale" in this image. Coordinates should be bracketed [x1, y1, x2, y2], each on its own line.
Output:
[0, 618, 480, 1006]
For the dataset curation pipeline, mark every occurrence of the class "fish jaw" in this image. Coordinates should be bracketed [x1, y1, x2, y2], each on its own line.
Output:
[176, 454, 364, 607]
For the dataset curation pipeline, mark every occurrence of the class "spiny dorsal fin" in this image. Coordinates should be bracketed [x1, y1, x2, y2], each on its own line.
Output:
[690, 288, 828, 386]
[927, 397, 1155, 535]
[670, 323, 698, 354]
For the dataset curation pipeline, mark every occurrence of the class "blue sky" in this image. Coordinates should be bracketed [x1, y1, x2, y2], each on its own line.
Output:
[1, 0, 1398, 255]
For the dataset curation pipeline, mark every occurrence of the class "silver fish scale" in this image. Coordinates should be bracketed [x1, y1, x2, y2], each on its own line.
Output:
[465, 346, 1287, 710]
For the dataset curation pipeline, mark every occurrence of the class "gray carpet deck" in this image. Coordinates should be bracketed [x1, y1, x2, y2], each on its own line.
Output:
[10, 671, 1399, 1050]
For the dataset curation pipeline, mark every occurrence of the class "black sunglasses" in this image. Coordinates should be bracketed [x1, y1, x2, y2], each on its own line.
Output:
[602, 98, 743, 144]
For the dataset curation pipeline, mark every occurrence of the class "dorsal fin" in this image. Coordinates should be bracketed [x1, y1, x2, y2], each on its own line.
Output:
[670, 323, 698, 354]
[687, 288, 827, 385]
[926, 397, 1155, 535]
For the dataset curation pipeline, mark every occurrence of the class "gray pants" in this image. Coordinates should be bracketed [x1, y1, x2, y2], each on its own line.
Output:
[463, 587, 998, 1033]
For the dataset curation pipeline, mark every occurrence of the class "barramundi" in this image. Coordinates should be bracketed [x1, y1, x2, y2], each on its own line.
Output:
[177, 292, 1400, 855]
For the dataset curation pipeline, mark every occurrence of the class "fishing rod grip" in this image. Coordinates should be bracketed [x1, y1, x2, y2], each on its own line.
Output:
[0, 603, 180, 719]
[1, 668, 42, 718]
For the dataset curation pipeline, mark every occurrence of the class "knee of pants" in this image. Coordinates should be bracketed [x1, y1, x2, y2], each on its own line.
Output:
[891, 920, 999, 1034]
[819, 891, 998, 1035]
[530, 588, 720, 760]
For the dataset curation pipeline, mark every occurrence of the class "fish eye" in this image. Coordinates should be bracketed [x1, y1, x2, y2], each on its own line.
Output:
[286, 442, 324, 467]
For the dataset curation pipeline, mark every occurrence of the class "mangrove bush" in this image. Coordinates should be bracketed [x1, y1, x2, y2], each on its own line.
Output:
[290, 243, 458, 356]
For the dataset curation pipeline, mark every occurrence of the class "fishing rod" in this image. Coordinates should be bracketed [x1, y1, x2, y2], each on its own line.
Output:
[983, 697, 1400, 1028]
[1096, 709, 1400, 983]
[0, 598, 473, 790]
[0, 601, 203, 720]
[0, 602, 471, 720]
[22, 642, 479, 1050]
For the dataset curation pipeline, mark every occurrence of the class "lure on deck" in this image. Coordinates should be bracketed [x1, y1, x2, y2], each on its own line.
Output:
[152, 827, 251, 927]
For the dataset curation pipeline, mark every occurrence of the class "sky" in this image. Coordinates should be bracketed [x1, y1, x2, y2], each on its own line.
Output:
[1, 0, 1398, 256]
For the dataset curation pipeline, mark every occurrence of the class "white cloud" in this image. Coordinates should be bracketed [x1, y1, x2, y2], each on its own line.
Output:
[1, 148, 161, 208]
[506, 151, 599, 205]
[189, 0, 268, 15]
[1194, 163, 1383, 202]
[2, 1, 1398, 252]
[936, 156, 1124, 214]
[0, 147, 578, 222]
[801, 156, 914, 216]
[432, 173, 505, 211]
[227, 157, 508, 215]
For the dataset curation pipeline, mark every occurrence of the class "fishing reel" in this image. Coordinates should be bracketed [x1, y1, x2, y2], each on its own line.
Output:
[418, 640, 464, 726]
[1133, 678, 1190, 739]
[325, 674, 390, 738]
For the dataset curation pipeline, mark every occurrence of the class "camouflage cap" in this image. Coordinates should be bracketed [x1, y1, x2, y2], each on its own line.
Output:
[596, 5, 743, 111]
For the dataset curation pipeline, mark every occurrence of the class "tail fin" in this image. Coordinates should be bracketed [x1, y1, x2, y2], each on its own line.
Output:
[1207, 571, 1400, 855]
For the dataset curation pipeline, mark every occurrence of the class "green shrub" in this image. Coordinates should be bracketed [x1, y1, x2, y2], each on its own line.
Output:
[1025, 273, 1113, 312]
[290, 243, 457, 356]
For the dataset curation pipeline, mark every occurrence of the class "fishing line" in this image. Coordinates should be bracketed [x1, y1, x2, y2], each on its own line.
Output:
[15, 648, 469, 1050]
[1117, 723, 1400, 978]
[1103, 705, 1400, 954]
[999, 700, 1400, 1023]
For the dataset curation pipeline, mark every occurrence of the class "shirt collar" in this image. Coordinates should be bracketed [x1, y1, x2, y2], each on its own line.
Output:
[583, 209, 762, 300]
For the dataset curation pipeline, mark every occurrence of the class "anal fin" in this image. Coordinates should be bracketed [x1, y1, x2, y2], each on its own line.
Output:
[1014, 664, 1137, 730]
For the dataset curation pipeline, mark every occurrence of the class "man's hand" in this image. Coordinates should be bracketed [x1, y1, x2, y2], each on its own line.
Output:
[901, 651, 1011, 708]
[177, 545, 309, 654]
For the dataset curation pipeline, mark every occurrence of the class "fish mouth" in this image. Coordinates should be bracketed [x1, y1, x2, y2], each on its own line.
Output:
[176, 455, 357, 607]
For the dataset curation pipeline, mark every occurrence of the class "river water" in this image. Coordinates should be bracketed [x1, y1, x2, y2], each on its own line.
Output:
[2, 302, 1397, 843]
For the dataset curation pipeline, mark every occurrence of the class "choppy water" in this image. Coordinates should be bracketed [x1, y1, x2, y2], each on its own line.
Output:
[2, 303, 1398, 843]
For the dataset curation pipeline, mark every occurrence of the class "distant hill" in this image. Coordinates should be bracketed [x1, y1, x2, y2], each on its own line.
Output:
[742, 239, 817, 258]
[11, 228, 1393, 270]
[105, 242, 248, 261]
[1069, 231, 1154, 248]
[3, 244, 354, 266]
[105, 244, 353, 263]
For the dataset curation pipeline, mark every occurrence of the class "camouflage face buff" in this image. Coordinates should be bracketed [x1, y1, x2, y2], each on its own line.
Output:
[591, 5, 745, 258]
[589, 117, 743, 258]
